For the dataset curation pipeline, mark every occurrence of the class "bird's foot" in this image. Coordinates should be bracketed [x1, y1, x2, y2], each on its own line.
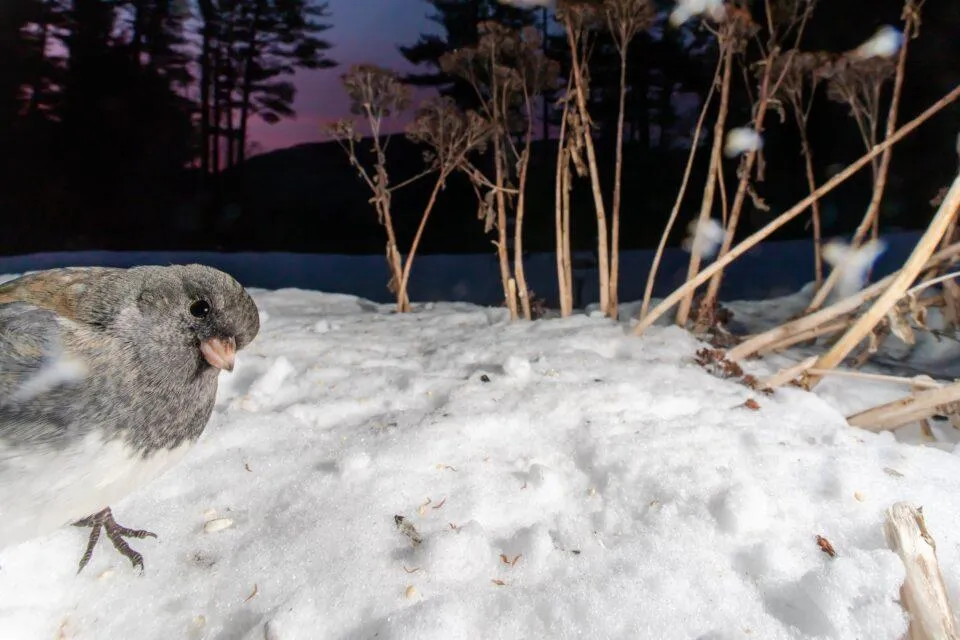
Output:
[72, 507, 157, 574]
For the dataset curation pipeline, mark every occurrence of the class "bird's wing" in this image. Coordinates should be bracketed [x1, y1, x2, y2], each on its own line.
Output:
[0, 300, 85, 450]
[0, 267, 118, 323]
[0, 301, 61, 393]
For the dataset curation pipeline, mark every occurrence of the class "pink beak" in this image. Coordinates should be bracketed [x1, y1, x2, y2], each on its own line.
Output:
[200, 337, 237, 372]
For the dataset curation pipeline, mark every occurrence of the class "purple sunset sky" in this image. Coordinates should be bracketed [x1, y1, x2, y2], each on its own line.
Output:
[247, 0, 439, 153]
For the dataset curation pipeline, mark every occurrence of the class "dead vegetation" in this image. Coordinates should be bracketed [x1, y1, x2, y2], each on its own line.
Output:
[327, 0, 960, 437]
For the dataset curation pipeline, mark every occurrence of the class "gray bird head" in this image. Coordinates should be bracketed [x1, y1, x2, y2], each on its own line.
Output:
[75, 264, 260, 376]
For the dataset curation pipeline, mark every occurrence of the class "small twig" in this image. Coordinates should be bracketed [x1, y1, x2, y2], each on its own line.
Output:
[640, 52, 723, 320]
[906, 271, 960, 297]
[759, 356, 817, 389]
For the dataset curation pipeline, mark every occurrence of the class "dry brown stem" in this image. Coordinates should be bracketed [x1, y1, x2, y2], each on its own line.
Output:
[807, 1, 921, 311]
[559, 2, 612, 317]
[399, 99, 494, 310]
[697, 0, 814, 329]
[639, 52, 723, 320]
[327, 64, 418, 311]
[442, 23, 558, 320]
[728, 241, 960, 363]
[805, 171, 960, 387]
[773, 50, 831, 286]
[602, 0, 656, 316]
[676, 28, 738, 328]
[555, 92, 575, 316]
[849, 381, 960, 432]
[631, 81, 960, 336]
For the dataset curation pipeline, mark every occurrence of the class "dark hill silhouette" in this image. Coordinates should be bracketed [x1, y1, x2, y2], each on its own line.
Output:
[209, 130, 912, 257]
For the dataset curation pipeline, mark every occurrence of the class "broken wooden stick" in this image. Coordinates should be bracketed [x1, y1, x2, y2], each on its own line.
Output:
[759, 356, 817, 390]
[883, 503, 959, 640]
[806, 172, 960, 388]
[846, 380, 960, 432]
[807, 369, 941, 389]
[756, 317, 854, 356]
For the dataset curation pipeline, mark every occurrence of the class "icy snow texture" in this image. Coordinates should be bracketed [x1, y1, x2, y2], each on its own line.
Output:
[1, 287, 959, 639]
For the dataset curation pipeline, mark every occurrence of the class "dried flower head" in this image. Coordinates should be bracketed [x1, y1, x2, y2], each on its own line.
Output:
[602, 0, 655, 49]
[340, 64, 411, 118]
[323, 118, 360, 143]
[406, 97, 494, 171]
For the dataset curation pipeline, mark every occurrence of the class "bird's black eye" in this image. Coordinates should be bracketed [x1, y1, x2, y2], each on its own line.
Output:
[190, 299, 211, 318]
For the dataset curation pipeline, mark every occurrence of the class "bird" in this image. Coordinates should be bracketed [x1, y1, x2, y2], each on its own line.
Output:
[0, 264, 260, 573]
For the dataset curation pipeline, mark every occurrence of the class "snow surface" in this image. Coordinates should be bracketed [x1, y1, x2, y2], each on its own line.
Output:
[2, 283, 960, 639]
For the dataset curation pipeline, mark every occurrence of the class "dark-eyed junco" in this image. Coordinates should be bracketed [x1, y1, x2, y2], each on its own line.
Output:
[0, 264, 259, 572]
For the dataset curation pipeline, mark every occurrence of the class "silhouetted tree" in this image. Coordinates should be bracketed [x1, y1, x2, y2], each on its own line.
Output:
[399, 0, 536, 111]
[49, 0, 196, 245]
[197, 0, 336, 178]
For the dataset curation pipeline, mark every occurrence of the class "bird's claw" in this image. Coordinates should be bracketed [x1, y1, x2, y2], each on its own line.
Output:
[72, 507, 157, 574]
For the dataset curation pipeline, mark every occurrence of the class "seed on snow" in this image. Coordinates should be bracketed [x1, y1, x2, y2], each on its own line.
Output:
[203, 517, 234, 533]
[404, 585, 417, 599]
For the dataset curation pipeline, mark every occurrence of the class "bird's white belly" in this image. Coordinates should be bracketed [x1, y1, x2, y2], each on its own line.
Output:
[0, 433, 194, 550]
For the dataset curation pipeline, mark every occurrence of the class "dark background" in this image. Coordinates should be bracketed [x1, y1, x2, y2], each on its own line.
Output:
[0, 0, 957, 258]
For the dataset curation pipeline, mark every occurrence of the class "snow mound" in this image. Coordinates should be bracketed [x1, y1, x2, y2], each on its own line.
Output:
[2, 287, 959, 639]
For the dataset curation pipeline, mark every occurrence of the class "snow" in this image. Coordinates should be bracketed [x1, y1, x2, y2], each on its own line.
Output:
[2, 278, 960, 639]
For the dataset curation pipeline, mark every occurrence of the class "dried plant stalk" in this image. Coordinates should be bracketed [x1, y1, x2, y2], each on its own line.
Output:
[631, 82, 960, 336]
[883, 503, 960, 640]
[697, 0, 814, 329]
[807, 1, 922, 311]
[559, 2, 612, 317]
[849, 382, 960, 431]
[639, 52, 722, 320]
[555, 93, 575, 316]
[441, 23, 558, 320]
[774, 50, 831, 287]
[805, 171, 960, 388]
[756, 317, 854, 355]
[327, 64, 418, 311]
[602, 0, 655, 316]
[809, 369, 941, 388]
[400, 99, 494, 308]
[727, 242, 960, 363]
[759, 355, 818, 390]
[676, 34, 736, 327]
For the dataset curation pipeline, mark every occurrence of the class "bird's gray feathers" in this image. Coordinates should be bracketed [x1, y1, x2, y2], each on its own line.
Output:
[0, 264, 260, 456]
